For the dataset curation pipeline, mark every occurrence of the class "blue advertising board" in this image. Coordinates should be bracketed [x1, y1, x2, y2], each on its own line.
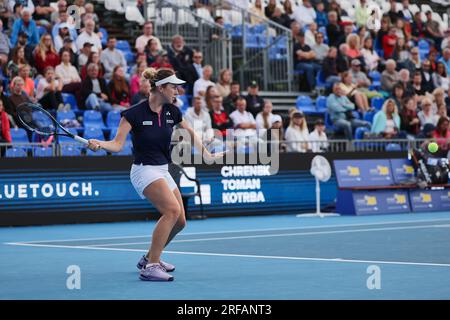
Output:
[409, 189, 442, 212]
[334, 159, 394, 188]
[390, 158, 415, 184]
[352, 190, 410, 215]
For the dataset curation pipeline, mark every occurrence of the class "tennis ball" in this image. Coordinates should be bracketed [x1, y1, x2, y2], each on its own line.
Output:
[428, 142, 439, 153]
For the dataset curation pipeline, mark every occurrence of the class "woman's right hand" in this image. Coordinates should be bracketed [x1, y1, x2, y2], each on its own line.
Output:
[87, 139, 102, 152]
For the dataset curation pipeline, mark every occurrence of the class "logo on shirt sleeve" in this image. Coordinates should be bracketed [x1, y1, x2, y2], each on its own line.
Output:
[142, 121, 153, 125]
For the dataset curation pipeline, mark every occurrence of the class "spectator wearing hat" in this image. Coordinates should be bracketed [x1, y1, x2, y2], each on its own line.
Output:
[294, 31, 321, 91]
[285, 110, 310, 153]
[10, 8, 39, 47]
[245, 81, 265, 118]
[229, 97, 257, 141]
[53, 22, 74, 52]
[309, 119, 328, 153]
[52, 10, 77, 41]
[327, 83, 371, 139]
[13, 31, 34, 64]
[100, 37, 127, 81]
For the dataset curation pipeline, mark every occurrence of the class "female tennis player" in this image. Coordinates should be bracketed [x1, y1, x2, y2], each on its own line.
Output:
[87, 68, 223, 281]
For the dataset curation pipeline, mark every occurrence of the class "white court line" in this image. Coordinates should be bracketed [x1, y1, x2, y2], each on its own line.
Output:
[8, 217, 450, 245]
[5, 241, 450, 268]
[83, 223, 450, 247]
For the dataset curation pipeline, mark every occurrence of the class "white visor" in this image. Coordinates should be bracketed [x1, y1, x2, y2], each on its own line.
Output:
[155, 75, 186, 87]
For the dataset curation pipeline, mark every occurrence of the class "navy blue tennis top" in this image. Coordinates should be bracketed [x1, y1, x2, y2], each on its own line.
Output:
[121, 100, 183, 165]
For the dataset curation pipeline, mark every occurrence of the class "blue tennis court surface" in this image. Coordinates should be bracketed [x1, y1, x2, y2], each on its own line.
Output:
[1, 212, 450, 299]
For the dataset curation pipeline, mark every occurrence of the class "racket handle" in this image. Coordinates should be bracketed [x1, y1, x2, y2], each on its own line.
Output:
[74, 135, 89, 145]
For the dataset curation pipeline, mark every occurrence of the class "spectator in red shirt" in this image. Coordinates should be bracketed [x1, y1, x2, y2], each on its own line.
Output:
[210, 95, 232, 137]
[34, 33, 60, 75]
[382, 27, 398, 59]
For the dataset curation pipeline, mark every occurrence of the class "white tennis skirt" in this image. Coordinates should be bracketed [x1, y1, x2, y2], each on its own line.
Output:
[130, 163, 177, 199]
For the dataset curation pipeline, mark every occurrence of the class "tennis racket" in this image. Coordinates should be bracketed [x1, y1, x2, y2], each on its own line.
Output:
[16, 102, 89, 145]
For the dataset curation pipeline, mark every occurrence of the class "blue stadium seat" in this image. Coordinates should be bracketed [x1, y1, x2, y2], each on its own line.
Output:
[296, 95, 316, 114]
[57, 110, 76, 122]
[62, 93, 78, 111]
[32, 110, 54, 129]
[116, 40, 131, 52]
[83, 110, 105, 129]
[59, 128, 81, 142]
[106, 110, 122, 128]
[33, 146, 53, 157]
[86, 148, 107, 156]
[354, 127, 370, 140]
[363, 110, 377, 123]
[315, 70, 331, 93]
[368, 71, 381, 90]
[371, 97, 384, 110]
[252, 24, 267, 34]
[83, 127, 105, 140]
[315, 96, 327, 112]
[418, 40, 430, 60]
[60, 145, 82, 156]
[99, 27, 108, 46]
[386, 143, 402, 151]
[37, 26, 46, 38]
[5, 147, 27, 157]
[124, 51, 136, 64]
[10, 128, 29, 143]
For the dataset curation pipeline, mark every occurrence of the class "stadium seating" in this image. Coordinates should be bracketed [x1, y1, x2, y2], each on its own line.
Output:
[60, 145, 82, 156]
[57, 110, 76, 122]
[10, 128, 29, 143]
[371, 97, 385, 110]
[315, 96, 327, 112]
[5, 147, 27, 158]
[83, 110, 106, 129]
[106, 110, 122, 128]
[86, 149, 108, 156]
[33, 147, 53, 157]
[385, 143, 402, 151]
[296, 95, 316, 114]
[62, 93, 78, 111]
[84, 127, 105, 141]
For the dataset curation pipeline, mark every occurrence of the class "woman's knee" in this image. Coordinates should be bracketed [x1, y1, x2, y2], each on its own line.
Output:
[162, 203, 182, 221]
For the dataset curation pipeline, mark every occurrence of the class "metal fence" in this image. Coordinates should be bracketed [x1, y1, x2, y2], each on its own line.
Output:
[145, 0, 232, 77]
[215, 2, 294, 92]
[0, 139, 431, 158]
